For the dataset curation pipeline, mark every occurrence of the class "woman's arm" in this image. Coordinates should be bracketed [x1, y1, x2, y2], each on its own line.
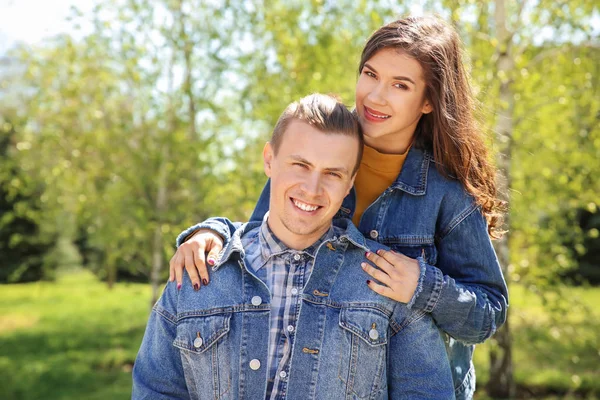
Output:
[364, 205, 508, 344]
[169, 181, 271, 288]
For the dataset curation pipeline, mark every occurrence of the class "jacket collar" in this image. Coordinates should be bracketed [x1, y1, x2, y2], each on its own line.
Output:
[389, 146, 430, 196]
[214, 218, 368, 269]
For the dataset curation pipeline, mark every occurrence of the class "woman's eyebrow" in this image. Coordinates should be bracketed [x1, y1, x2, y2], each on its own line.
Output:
[363, 62, 416, 85]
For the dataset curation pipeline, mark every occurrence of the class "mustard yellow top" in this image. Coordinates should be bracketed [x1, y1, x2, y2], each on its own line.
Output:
[352, 145, 408, 226]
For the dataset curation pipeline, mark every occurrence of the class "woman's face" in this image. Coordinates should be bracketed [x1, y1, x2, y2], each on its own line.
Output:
[355, 48, 432, 154]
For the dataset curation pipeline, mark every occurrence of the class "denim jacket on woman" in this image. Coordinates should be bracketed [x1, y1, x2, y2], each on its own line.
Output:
[135, 219, 455, 399]
[176, 147, 509, 400]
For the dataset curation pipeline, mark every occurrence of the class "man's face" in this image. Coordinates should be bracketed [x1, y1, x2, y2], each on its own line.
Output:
[263, 120, 358, 250]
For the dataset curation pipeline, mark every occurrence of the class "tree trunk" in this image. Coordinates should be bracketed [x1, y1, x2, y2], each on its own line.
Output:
[487, 0, 516, 398]
[150, 150, 168, 306]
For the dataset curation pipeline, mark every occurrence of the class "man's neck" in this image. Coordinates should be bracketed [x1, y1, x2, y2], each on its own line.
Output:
[265, 218, 330, 251]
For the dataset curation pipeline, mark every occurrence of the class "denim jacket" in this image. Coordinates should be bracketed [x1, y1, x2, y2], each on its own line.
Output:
[177, 147, 509, 399]
[136, 219, 455, 399]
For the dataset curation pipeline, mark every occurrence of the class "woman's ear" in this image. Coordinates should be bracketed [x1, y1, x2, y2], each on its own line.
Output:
[422, 99, 433, 115]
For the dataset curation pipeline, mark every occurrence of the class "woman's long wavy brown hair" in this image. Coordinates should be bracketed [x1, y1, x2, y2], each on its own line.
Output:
[359, 16, 505, 238]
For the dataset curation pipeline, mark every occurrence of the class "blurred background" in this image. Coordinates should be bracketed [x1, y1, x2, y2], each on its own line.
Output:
[0, 0, 598, 399]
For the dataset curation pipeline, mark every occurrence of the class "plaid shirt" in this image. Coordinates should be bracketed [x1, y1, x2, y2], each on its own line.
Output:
[241, 215, 336, 400]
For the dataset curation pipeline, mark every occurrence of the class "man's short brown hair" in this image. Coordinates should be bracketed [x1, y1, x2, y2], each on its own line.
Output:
[270, 93, 363, 175]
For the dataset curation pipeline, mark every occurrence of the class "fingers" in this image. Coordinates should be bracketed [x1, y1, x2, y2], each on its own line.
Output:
[366, 279, 396, 300]
[169, 253, 177, 282]
[174, 253, 183, 289]
[377, 248, 410, 264]
[364, 250, 395, 275]
[201, 239, 223, 286]
[361, 262, 391, 286]
[185, 252, 202, 291]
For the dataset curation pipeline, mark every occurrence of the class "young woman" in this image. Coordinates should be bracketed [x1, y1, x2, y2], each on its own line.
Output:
[170, 16, 508, 399]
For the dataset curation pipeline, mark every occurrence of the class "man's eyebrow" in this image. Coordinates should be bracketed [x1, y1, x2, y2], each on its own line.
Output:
[363, 62, 416, 85]
[289, 155, 350, 175]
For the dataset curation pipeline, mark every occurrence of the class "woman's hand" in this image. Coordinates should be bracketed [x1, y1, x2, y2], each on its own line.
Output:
[169, 229, 224, 290]
[362, 249, 421, 303]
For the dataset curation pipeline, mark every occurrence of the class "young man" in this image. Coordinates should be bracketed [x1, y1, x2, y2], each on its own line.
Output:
[132, 94, 454, 399]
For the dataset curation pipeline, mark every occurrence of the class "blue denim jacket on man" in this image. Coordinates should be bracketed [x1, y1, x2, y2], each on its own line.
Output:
[177, 147, 509, 400]
[135, 218, 455, 399]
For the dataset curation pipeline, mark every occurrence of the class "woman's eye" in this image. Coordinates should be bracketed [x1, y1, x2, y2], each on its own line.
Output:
[394, 83, 408, 90]
[293, 163, 308, 168]
[364, 71, 376, 78]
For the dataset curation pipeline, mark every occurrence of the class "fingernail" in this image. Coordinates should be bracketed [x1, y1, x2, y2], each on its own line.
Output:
[177, 283, 182, 290]
[377, 249, 383, 255]
[366, 280, 371, 285]
[193, 283, 200, 291]
[207, 257, 215, 266]
[361, 262, 367, 269]
[202, 279, 208, 286]
[365, 251, 370, 257]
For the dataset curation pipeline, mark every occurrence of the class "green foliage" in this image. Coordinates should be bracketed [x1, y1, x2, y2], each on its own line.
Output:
[0, 108, 56, 282]
[473, 285, 600, 398]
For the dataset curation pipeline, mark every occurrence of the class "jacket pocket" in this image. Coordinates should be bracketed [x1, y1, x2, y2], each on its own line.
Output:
[382, 237, 438, 265]
[338, 307, 389, 399]
[174, 313, 233, 399]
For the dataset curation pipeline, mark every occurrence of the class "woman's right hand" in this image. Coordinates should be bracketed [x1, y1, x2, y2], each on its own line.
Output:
[168, 228, 224, 290]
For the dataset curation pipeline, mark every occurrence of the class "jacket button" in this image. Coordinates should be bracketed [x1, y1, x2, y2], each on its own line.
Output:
[369, 328, 379, 340]
[249, 359, 261, 370]
[279, 370, 287, 378]
[293, 254, 301, 261]
[251, 296, 262, 306]
[193, 337, 203, 348]
[369, 230, 379, 239]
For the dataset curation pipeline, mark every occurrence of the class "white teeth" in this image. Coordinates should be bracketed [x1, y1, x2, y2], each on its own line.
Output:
[367, 109, 390, 119]
[293, 199, 319, 212]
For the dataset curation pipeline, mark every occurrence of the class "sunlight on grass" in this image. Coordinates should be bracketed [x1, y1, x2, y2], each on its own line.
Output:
[1, 272, 599, 399]
[0, 270, 152, 400]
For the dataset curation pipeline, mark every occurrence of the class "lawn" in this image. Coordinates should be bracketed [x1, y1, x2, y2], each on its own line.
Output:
[0, 270, 598, 399]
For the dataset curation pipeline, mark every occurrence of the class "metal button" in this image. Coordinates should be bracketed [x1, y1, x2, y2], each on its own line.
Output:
[193, 337, 203, 348]
[291, 288, 298, 295]
[279, 370, 287, 378]
[369, 328, 379, 340]
[369, 230, 379, 239]
[251, 296, 262, 306]
[293, 254, 301, 261]
[287, 325, 294, 333]
[249, 359, 261, 370]
[340, 237, 348, 242]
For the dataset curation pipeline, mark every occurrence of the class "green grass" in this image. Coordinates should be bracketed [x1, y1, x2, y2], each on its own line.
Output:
[0, 270, 152, 400]
[1, 271, 599, 399]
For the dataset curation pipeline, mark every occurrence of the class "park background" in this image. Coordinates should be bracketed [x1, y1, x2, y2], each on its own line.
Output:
[0, 0, 598, 399]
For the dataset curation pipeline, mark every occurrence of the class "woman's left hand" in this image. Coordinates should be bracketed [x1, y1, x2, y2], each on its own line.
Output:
[362, 249, 421, 303]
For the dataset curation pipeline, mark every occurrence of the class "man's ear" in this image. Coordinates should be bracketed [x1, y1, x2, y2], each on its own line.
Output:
[263, 142, 273, 178]
[422, 99, 433, 115]
[346, 173, 357, 196]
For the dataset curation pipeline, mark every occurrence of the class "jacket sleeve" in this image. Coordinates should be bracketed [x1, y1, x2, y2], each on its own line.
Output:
[132, 282, 190, 399]
[387, 308, 454, 399]
[174, 180, 271, 247]
[408, 204, 509, 344]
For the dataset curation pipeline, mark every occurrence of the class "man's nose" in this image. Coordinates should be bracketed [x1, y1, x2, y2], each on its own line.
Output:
[302, 173, 323, 197]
